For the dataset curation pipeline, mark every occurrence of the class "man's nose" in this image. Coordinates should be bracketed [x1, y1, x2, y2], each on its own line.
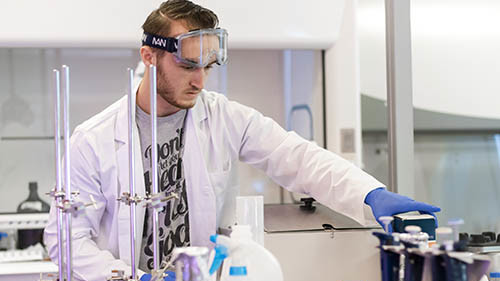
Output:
[189, 68, 205, 90]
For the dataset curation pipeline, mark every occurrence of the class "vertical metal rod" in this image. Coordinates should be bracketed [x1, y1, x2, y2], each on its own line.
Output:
[280, 50, 292, 204]
[127, 68, 138, 279]
[385, 0, 415, 196]
[386, 0, 397, 193]
[321, 50, 327, 150]
[53, 69, 65, 281]
[62, 65, 73, 281]
[149, 64, 160, 271]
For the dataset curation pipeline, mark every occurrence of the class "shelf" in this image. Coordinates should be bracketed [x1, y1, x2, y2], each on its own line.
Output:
[1, 137, 62, 141]
[0, 213, 49, 230]
[0, 248, 45, 263]
[0, 261, 57, 275]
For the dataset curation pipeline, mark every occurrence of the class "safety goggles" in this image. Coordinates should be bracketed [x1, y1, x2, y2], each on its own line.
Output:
[142, 28, 228, 68]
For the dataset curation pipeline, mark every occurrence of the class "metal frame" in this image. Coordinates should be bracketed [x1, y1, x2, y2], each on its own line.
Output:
[52, 68, 64, 281]
[127, 68, 140, 280]
[149, 64, 160, 272]
[62, 65, 74, 281]
[50, 64, 179, 281]
[385, 0, 415, 197]
[51, 66, 99, 281]
[52, 65, 73, 281]
[111, 65, 178, 281]
[146, 64, 178, 281]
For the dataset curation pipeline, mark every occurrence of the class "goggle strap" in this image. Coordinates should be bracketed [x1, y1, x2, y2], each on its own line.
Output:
[141, 32, 178, 53]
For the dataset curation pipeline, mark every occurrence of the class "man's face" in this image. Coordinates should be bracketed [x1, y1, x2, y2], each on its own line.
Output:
[155, 21, 215, 110]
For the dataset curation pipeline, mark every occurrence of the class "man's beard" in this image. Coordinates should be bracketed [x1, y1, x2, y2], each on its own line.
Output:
[156, 65, 198, 110]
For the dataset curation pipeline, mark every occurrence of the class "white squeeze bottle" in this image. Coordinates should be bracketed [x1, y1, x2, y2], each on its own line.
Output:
[209, 225, 283, 281]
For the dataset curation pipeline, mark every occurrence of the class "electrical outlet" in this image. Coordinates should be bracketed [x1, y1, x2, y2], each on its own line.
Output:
[340, 128, 355, 153]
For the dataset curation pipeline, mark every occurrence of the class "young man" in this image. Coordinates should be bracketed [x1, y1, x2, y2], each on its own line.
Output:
[44, 1, 440, 280]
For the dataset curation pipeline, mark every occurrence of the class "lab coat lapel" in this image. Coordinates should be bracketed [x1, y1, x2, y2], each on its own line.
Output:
[115, 91, 217, 264]
[115, 96, 146, 266]
[184, 96, 217, 247]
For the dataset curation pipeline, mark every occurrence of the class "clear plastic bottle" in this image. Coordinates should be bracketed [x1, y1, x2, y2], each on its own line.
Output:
[210, 225, 283, 281]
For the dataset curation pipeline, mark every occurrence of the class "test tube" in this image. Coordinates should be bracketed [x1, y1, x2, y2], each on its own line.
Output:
[150, 64, 160, 271]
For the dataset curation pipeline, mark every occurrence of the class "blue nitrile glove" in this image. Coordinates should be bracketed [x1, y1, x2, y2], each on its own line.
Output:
[364, 187, 441, 231]
[140, 271, 176, 281]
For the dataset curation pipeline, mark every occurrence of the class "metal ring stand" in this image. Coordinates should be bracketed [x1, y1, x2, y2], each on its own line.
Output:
[46, 64, 177, 281]
[46, 66, 97, 281]
[111, 65, 178, 281]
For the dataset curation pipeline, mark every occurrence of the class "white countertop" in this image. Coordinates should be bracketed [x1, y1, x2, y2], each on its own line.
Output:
[0, 260, 57, 275]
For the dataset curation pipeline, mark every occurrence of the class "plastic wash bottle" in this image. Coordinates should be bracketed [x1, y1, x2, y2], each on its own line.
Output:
[209, 225, 283, 281]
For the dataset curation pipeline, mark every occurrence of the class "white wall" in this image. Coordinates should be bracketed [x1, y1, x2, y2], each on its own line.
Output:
[362, 132, 500, 234]
[0, 0, 357, 211]
[325, 0, 363, 165]
[358, 0, 500, 119]
[358, 0, 500, 234]
[0, 49, 139, 212]
[0, 48, 324, 212]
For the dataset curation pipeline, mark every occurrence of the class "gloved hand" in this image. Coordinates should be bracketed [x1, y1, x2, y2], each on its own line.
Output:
[364, 187, 441, 231]
[140, 271, 176, 281]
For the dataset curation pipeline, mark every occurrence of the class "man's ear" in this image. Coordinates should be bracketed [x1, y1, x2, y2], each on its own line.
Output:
[140, 46, 157, 67]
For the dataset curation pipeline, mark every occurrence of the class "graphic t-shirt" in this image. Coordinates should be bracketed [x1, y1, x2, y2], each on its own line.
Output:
[135, 105, 190, 271]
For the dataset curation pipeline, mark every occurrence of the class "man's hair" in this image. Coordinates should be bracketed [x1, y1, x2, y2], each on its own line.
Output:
[142, 0, 219, 38]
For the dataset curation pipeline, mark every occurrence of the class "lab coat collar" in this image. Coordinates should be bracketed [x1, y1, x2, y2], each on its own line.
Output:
[190, 89, 208, 123]
[115, 79, 140, 144]
[114, 82, 146, 265]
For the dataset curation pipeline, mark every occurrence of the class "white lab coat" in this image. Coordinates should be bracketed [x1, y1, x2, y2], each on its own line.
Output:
[44, 90, 384, 281]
